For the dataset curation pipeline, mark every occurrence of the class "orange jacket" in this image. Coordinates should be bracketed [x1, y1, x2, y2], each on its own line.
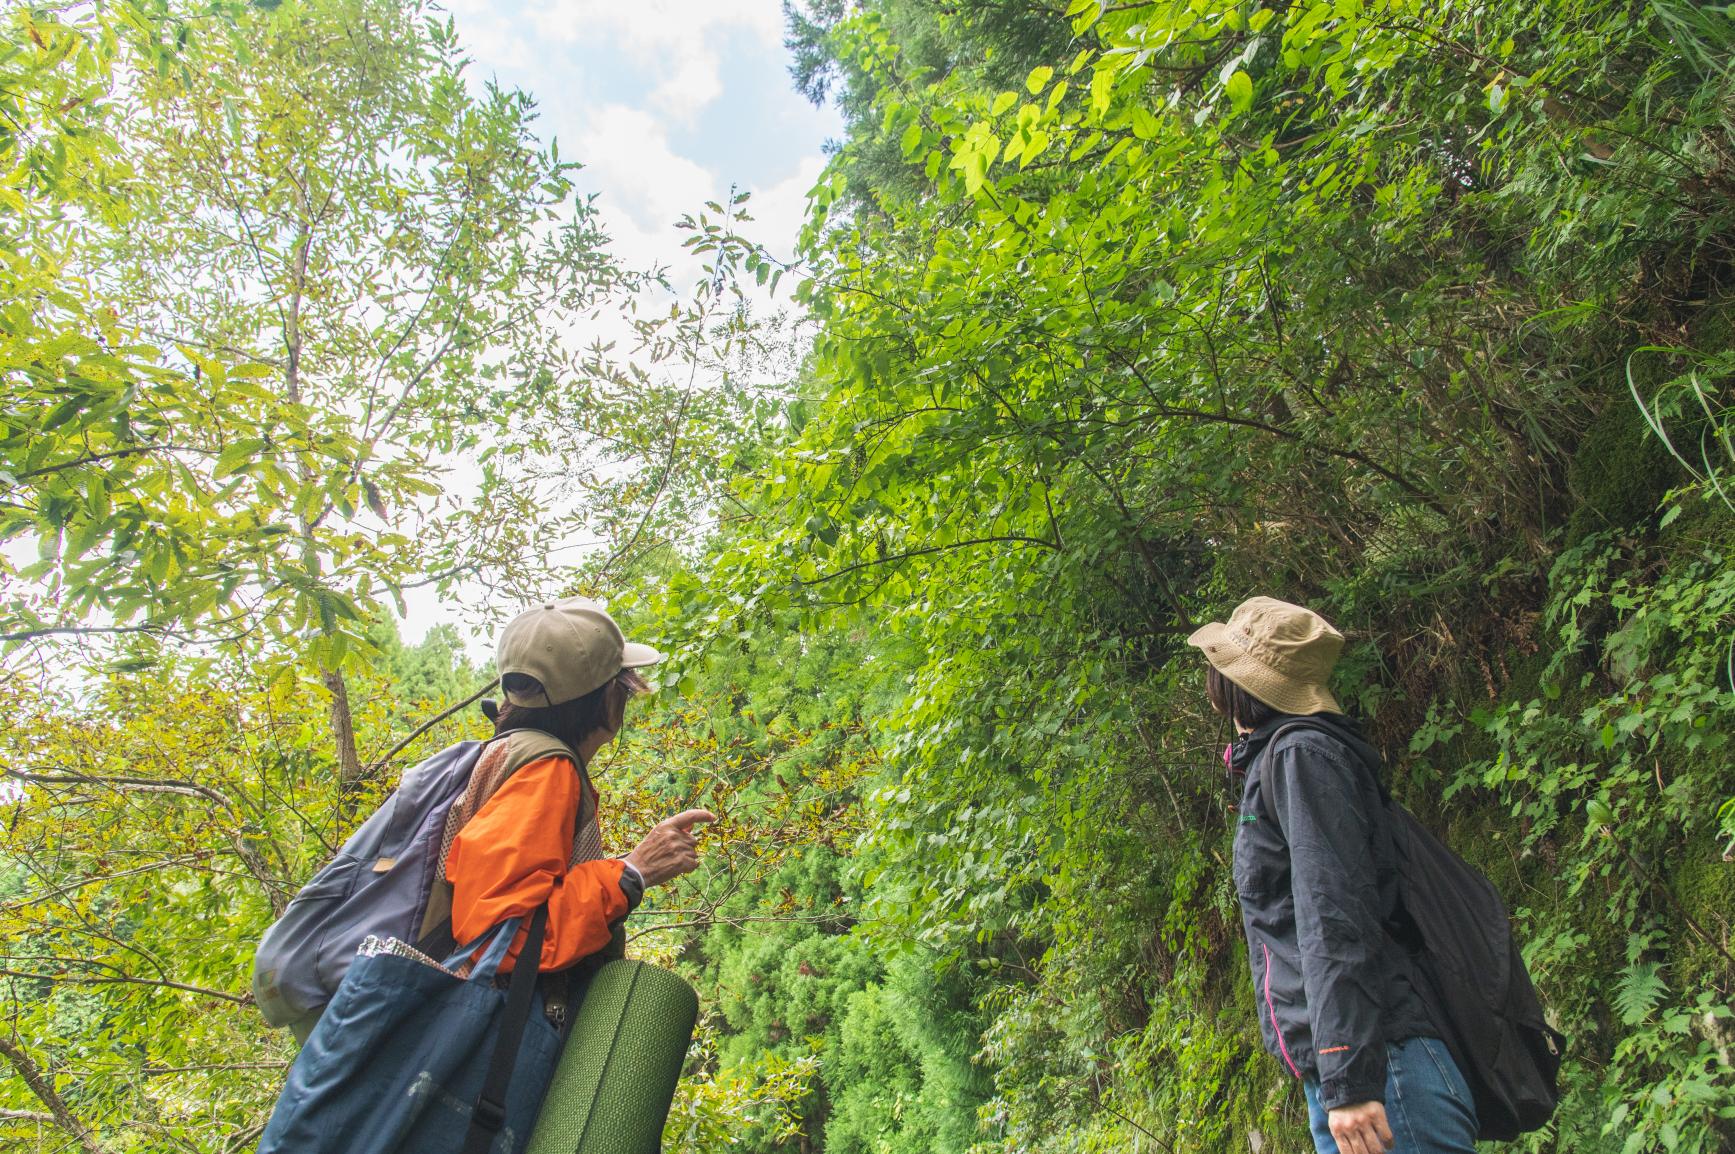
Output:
[446, 755, 630, 973]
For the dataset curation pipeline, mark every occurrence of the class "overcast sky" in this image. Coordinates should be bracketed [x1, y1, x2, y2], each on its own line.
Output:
[396, 0, 842, 651]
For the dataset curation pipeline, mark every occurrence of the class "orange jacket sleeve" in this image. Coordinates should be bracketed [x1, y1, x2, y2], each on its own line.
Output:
[446, 755, 630, 973]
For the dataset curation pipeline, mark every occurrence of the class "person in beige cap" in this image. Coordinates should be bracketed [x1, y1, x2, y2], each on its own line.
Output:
[1190, 597, 1473, 1154]
[440, 596, 715, 990]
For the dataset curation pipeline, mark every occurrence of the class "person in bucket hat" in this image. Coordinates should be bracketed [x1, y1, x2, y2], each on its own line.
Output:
[442, 596, 715, 989]
[1187, 595, 1345, 717]
[1190, 597, 1475, 1154]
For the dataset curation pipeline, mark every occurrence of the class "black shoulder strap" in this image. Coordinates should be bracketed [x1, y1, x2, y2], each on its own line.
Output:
[462, 903, 548, 1154]
[1267, 720, 1414, 938]
[1266, 718, 1391, 803]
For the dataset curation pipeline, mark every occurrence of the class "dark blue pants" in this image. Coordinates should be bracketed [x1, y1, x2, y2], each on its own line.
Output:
[1302, 1036, 1478, 1154]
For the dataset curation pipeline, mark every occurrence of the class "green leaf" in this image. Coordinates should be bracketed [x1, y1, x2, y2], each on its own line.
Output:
[42, 397, 86, 431]
[1613, 961, 1668, 1025]
[1026, 66, 1053, 95]
[1226, 70, 1254, 114]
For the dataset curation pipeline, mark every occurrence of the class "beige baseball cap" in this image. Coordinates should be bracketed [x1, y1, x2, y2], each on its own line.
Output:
[1186, 596, 1345, 716]
[496, 596, 663, 707]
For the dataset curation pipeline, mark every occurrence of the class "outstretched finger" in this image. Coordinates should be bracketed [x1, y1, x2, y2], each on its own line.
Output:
[666, 808, 718, 830]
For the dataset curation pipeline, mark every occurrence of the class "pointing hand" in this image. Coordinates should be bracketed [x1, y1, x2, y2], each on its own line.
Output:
[624, 809, 717, 887]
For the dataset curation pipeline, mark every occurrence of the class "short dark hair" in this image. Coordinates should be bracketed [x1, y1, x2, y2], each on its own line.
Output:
[1205, 666, 1283, 730]
[491, 667, 650, 754]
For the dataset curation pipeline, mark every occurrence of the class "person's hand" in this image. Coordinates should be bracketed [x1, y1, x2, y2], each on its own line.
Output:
[1327, 1101, 1393, 1154]
[624, 809, 717, 887]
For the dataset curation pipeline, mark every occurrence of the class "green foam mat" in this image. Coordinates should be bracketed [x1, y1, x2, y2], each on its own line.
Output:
[526, 960, 698, 1154]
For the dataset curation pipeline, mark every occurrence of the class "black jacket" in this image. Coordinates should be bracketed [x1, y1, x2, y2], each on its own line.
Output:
[1230, 713, 1435, 1110]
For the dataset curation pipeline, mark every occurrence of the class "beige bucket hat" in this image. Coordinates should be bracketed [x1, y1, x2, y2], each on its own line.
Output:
[497, 596, 662, 707]
[1186, 596, 1344, 716]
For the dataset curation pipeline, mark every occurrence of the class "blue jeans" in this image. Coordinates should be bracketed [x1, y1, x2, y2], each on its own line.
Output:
[1302, 1036, 1478, 1154]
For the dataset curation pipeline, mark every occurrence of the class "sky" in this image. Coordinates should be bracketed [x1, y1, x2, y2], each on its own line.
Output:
[443, 0, 840, 279]
[398, 0, 843, 650]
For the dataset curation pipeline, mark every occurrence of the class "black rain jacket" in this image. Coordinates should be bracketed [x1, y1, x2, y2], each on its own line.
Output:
[1230, 712, 1435, 1110]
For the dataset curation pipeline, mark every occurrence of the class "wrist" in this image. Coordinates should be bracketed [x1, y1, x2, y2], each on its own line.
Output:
[618, 858, 646, 910]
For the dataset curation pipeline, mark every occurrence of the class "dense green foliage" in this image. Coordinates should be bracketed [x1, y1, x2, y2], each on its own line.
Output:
[650, 0, 1735, 1149]
[4, 0, 1734, 1151]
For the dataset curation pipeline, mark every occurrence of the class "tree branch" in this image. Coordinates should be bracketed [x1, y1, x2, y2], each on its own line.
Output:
[0, 966, 251, 1005]
[800, 534, 1061, 586]
[0, 1036, 109, 1154]
[0, 621, 218, 645]
[4, 768, 292, 914]
[360, 677, 498, 782]
[16, 444, 213, 480]
[6, 768, 236, 812]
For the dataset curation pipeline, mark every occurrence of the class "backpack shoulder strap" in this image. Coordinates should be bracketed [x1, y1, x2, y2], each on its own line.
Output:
[490, 728, 583, 779]
[416, 730, 589, 951]
[1264, 718, 1391, 803]
[492, 729, 595, 831]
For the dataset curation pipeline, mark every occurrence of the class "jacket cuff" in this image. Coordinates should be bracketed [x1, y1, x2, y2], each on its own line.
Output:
[616, 859, 645, 912]
[1316, 1076, 1386, 1111]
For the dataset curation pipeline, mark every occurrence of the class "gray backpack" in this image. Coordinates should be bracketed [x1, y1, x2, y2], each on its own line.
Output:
[252, 740, 487, 1031]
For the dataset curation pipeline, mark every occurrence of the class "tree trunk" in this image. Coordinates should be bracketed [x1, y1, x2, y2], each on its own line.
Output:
[281, 209, 363, 795]
[325, 668, 364, 791]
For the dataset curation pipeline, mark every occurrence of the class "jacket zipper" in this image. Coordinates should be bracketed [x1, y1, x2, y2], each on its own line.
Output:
[1262, 942, 1301, 1079]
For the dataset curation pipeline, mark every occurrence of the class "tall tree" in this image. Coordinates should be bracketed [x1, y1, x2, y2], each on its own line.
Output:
[87, 0, 645, 778]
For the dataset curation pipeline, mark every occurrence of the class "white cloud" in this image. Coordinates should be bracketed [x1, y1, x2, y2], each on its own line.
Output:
[569, 103, 721, 285]
[746, 152, 825, 265]
[443, 1, 538, 75]
[570, 105, 822, 290]
[524, 0, 783, 122]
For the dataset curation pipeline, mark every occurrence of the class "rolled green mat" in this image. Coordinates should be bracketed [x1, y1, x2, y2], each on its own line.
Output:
[526, 960, 699, 1154]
